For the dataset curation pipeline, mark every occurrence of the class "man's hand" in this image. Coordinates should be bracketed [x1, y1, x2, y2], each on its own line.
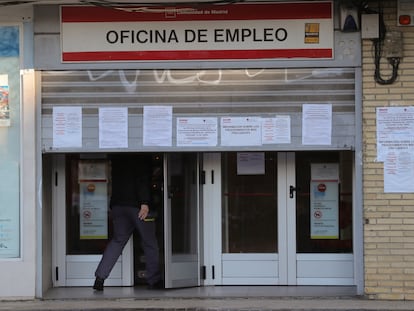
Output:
[138, 204, 149, 220]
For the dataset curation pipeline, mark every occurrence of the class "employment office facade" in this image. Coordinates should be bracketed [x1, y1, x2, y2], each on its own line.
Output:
[0, 0, 412, 300]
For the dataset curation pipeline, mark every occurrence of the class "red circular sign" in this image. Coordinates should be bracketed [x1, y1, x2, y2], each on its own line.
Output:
[87, 183, 96, 192]
[317, 183, 326, 192]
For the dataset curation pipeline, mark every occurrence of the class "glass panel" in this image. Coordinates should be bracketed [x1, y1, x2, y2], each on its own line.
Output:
[169, 153, 198, 255]
[66, 156, 111, 255]
[296, 151, 353, 253]
[222, 152, 277, 253]
[0, 26, 20, 258]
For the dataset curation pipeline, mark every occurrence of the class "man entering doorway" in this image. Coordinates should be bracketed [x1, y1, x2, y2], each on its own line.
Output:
[93, 154, 163, 291]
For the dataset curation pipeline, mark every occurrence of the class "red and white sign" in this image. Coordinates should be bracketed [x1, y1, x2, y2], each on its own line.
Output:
[61, 1, 333, 62]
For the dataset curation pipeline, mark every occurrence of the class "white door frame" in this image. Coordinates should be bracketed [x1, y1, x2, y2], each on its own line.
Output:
[202, 153, 222, 285]
[277, 152, 296, 284]
[52, 154, 133, 287]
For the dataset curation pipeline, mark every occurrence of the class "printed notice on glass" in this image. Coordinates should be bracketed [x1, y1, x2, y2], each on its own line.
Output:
[237, 152, 265, 175]
[78, 161, 108, 239]
[0, 74, 10, 127]
[0, 162, 20, 258]
[302, 104, 332, 145]
[376, 107, 414, 162]
[53, 106, 82, 148]
[143, 106, 172, 146]
[79, 182, 108, 239]
[221, 117, 262, 146]
[310, 163, 339, 240]
[99, 107, 128, 149]
[177, 117, 218, 146]
[262, 116, 291, 144]
[384, 151, 414, 193]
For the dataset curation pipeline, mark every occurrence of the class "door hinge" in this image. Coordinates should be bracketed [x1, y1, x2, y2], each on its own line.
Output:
[201, 265, 206, 280]
[212, 265, 215, 279]
[55, 266, 59, 281]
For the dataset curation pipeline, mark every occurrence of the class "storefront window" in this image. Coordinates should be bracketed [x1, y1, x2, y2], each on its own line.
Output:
[0, 25, 21, 258]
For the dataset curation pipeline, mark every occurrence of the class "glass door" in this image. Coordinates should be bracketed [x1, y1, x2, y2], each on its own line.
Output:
[164, 153, 200, 288]
[294, 151, 354, 285]
[52, 154, 133, 287]
[221, 151, 279, 285]
[208, 151, 354, 286]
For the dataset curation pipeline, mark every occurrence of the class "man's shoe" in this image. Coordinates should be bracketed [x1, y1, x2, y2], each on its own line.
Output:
[93, 277, 104, 291]
[147, 279, 164, 290]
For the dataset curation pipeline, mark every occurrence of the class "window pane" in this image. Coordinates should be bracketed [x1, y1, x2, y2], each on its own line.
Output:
[222, 152, 278, 253]
[296, 151, 353, 253]
[0, 26, 20, 258]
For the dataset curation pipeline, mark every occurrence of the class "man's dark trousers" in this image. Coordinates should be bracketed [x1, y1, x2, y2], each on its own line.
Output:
[95, 204, 161, 285]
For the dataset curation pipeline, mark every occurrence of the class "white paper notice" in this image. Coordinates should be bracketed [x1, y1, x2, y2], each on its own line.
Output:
[376, 107, 414, 162]
[237, 152, 265, 175]
[53, 106, 82, 148]
[177, 117, 217, 146]
[221, 117, 262, 146]
[143, 106, 172, 146]
[384, 151, 414, 193]
[99, 107, 128, 149]
[262, 116, 291, 144]
[302, 104, 332, 145]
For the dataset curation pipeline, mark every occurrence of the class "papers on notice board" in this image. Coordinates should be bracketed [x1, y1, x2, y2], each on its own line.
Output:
[262, 116, 291, 144]
[221, 116, 262, 146]
[50, 105, 339, 149]
[376, 107, 414, 162]
[99, 107, 128, 149]
[377, 107, 414, 193]
[177, 117, 218, 146]
[384, 151, 414, 193]
[302, 104, 332, 145]
[143, 106, 173, 146]
[53, 106, 82, 148]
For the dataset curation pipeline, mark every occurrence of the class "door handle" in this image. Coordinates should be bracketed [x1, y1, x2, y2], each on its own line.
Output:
[289, 185, 297, 198]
